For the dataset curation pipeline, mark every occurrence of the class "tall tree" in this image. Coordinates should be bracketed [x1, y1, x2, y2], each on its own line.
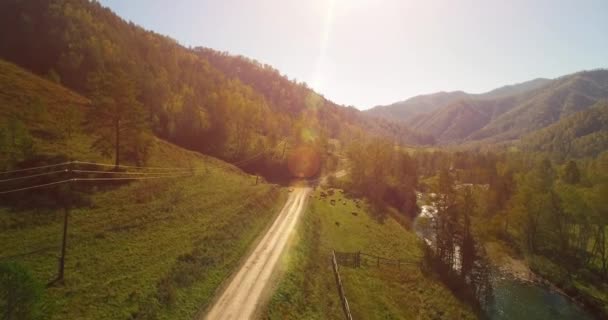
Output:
[88, 68, 149, 168]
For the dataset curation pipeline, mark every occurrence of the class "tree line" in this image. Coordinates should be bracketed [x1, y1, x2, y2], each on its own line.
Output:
[414, 149, 608, 316]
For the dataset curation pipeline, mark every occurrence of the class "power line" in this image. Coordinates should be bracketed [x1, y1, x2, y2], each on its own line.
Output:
[73, 175, 191, 182]
[0, 160, 190, 176]
[0, 172, 192, 194]
[0, 169, 68, 183]
[71, 169, 192, 176]
[232, 152, 266, 167]
[0, 162, 71, 175]
[0, 179, 72, 195]
[232, 139, 287, 167]
[72, 161, 190, 171]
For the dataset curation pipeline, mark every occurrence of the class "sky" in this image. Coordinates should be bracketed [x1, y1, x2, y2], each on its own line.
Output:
[98, 0, 608, 109]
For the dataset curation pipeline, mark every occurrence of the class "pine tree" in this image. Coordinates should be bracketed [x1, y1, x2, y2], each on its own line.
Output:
[88, 68, 149, 168]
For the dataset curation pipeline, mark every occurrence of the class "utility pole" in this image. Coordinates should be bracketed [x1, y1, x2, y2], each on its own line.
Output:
[57, 162, 73, 284]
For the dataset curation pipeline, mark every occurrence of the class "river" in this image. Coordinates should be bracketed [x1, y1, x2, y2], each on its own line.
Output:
[488, 278, 594, 320]
[413, 200, 596, 319]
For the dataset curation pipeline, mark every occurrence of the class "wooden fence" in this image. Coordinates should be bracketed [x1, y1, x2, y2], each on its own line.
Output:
[331, 250, 354, 320]
[334, 251, 417, 269]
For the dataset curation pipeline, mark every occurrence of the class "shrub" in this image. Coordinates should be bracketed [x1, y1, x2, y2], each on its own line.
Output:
[0, 262, 43, 320]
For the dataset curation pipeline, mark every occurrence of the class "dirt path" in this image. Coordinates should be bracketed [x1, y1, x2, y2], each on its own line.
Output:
[203, 187, 311, 320]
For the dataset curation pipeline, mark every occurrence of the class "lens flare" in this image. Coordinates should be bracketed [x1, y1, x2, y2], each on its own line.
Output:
[287, 145, 321, 178]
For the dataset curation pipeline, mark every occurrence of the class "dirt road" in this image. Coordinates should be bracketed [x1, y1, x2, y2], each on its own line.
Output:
[203, 187, 311, 320]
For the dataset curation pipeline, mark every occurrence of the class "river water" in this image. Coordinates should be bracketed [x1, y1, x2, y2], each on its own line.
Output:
[488, 278, 594, 320]
[413, 203, 596, 320]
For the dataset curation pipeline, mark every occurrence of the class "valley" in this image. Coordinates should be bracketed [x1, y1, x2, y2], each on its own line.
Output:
[1, 1, 607, 320]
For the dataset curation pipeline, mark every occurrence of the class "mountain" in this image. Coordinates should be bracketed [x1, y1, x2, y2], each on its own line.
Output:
[368, 70, 608, 146]
[366, 78, 551, 122]
[468, 70, 608, 142]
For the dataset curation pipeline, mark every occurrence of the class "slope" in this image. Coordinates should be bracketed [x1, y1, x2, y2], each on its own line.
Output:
[0, 59, 286, 319]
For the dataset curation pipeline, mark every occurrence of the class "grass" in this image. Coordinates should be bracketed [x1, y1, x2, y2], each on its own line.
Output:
[0, 139, 288, 320]
[263, 187, 475, 319]
[0, 58, 289, 319]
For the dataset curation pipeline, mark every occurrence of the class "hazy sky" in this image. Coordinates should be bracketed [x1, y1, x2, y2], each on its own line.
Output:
[99, 0, 608, 109]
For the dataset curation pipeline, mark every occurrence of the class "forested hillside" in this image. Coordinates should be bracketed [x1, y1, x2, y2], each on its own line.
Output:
[0, 0, 432, 179]
[0, 54, 293, 319]
[0, 0, 283, 164]
[194, 48, 434, 146]
[521, 101, 608, 159]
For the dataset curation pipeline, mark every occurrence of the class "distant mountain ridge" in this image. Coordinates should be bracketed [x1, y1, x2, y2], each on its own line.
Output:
[366, 70, 608, 148]
[367, 91, 470, 122]
[367, 78, 552, 122]
[477, 78, 552, 99]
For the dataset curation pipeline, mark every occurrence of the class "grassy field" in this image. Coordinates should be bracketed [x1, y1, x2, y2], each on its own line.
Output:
[263, 187, 475, 319]
[0, 59, 289, 319]
[0, 148, 287, 319]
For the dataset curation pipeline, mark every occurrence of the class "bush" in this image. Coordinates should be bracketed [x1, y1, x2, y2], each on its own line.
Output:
[0, 262, 43, 320]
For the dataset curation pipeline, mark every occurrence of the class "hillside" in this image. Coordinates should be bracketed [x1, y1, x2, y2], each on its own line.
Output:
[0, 58, 287, 319]
[520, 101, 608, 159]
[0, 0, 433, 171]
[194, 48, 434, 146]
